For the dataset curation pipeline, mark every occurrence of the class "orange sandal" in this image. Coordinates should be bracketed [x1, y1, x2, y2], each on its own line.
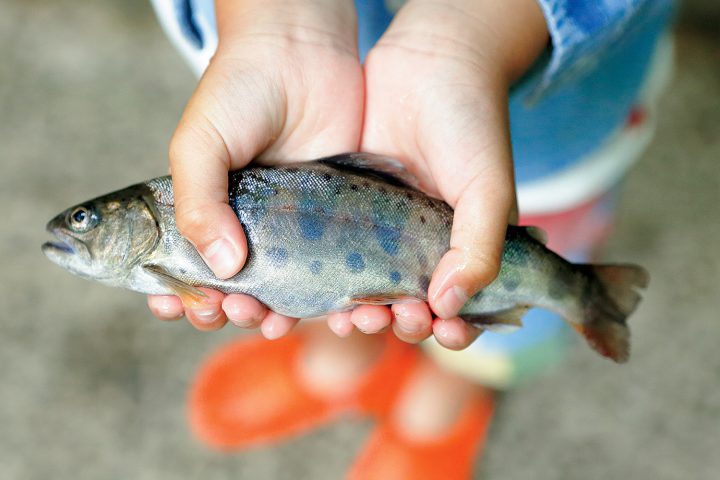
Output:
[347, 390, 495, 480]
[189, 329, 419, 449]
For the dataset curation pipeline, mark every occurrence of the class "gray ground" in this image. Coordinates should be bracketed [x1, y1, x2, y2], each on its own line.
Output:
[1, 1, 718, 479]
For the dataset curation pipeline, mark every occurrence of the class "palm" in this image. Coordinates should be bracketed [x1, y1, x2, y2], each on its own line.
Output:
[199, 42, 364, 166]
[351, 40, 517, 348]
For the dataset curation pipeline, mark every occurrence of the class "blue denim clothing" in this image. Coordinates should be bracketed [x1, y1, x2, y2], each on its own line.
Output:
[160, 0, 673, 184]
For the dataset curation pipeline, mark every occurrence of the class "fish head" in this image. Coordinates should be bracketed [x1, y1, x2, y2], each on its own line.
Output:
[42, 184, 160, 284]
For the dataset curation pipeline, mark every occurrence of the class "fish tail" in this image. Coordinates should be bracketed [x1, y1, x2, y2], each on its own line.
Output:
[571, 264, 650, 363]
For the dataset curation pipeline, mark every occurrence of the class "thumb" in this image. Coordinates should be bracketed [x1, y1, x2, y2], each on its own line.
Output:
[170, 119, 247, 279]
[169, 60, 283, 279]
[425, 98, 517, 319]
[428, 169, 516, 318]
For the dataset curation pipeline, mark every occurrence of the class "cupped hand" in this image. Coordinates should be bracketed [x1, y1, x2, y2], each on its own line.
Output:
[147, 0, 364, 334]
[327, 0, 549, 349]
[150, 0, 548, 351]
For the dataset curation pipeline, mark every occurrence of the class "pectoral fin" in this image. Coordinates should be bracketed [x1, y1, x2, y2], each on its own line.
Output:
[351, 294, 422, 306]
[144, 264, 207, 306]
[462, 306, 529, 333]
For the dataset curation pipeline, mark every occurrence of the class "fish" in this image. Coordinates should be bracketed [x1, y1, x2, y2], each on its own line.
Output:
[42, 153, 649, 362]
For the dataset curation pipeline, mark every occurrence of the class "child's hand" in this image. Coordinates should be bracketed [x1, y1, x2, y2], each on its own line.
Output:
[330, 0, 549, 349]
[147, 0, 364, 334]
[149, 0, 548, 350]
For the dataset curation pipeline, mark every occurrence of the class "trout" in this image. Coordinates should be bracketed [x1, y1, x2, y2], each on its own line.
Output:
[42, 154, 648, 362]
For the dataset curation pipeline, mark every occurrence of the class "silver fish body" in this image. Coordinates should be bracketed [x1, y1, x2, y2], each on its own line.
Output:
[43, 154, 649, 362]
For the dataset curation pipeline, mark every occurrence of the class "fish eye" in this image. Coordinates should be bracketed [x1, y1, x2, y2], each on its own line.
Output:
[68, 206, 97, 232]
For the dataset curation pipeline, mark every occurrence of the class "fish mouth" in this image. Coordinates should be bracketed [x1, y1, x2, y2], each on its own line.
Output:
[42, 227, 80, 258]
[42, 240, 75, 254]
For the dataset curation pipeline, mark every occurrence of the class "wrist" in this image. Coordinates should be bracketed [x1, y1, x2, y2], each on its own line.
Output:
[215, 0, 358, 56]
[379, 0, 548, 84]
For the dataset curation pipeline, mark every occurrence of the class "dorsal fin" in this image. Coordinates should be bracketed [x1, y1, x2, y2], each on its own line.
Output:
[317, 153, 420, 190]
[523, 226, 548, 244]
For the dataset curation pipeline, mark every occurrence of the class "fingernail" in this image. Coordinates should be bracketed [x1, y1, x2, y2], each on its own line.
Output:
[201, 237, 240, 279]
[354, 314, 373, 330]
[224, 303, 260, 326]
[192, 308, 219, 324]
[434, 285, 468, 319]
[434, 319, 451, 339]
[154, 298, 183, 319]
[229, 315, 263, 328]
[261, 319, 282, 340]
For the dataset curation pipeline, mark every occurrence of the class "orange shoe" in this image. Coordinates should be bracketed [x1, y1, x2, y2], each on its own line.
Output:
[347, 390, 494, 480]
[189, 330, 419, 450]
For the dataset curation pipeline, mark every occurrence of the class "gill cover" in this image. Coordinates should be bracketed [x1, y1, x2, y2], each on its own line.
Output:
[83, 185, 161, 271]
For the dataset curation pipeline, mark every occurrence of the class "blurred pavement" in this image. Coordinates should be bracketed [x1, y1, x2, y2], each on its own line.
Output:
[1, 1, 718, 479]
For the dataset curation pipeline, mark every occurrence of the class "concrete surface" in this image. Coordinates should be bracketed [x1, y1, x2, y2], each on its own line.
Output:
[1, 1, 718, 479]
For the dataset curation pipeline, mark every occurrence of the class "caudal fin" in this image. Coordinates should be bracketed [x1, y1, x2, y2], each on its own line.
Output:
[573, 264, 649, 363]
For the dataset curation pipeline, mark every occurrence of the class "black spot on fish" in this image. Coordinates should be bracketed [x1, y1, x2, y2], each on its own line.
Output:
[345, 252, 365, 273]
[350, 184, 358, 191]
[322, 173, 332, 181]
[362, 181, 370, 188]
[419, 215, 426, 224]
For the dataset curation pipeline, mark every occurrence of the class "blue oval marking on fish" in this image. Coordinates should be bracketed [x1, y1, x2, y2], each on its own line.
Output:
[389, 271, 402, 284]
[374, 225, 401, 256]
[345, 252, 365, 273]
[309, 260, 322, 275]
[266, 247, 289, 267]
[298, 214, 325, 240]
[298, 195, 328, 240]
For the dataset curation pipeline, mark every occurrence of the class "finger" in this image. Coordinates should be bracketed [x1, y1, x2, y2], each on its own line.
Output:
[432, 317, 483, 351]
[147, 295, 184, 321]
[170, 119, 247, 280]
[183, 288, 228, 331]
[327, 311, 354, 338]
[169, 65, 280, 280]
[424, 94, 517, 319]
[428, 169, 515, 318]
[391, 302, 433, 343]
[222, 294, 268, 329]
[260, 312, 300, 340]
[351, 305, 393, 334]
